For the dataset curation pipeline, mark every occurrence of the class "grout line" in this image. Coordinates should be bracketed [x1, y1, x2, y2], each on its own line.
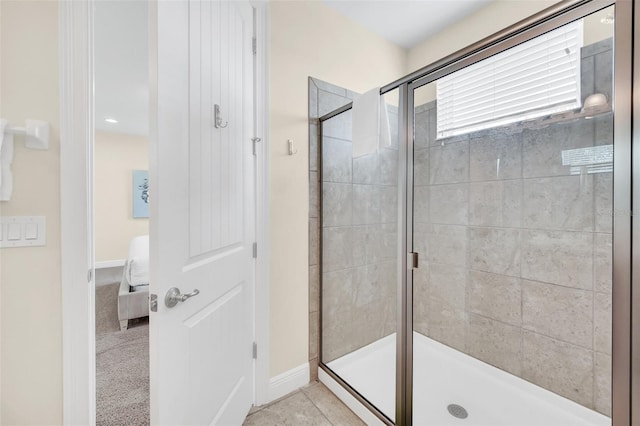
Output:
[248, 389, 302, 416]
[470, 308, 596, 353]
[300, 385, 336, 426]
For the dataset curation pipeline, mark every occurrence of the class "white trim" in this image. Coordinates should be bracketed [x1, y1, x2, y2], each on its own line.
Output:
[0, 4, 3, 421]
[251, 0, 271, 407]
[318, 369, 385, 426]
[60, 1, 95, 425]
[268, 363, 310, 402]
[95, 259, 126, 269]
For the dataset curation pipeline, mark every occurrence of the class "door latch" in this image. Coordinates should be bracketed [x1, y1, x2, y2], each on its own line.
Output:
[150, 294, 158, 312]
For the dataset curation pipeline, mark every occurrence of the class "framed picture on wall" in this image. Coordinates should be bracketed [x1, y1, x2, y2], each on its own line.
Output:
[133, 170, 149, 218]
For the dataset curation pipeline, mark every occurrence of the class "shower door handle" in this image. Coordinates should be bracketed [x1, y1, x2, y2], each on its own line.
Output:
[165, 287, 200, 308]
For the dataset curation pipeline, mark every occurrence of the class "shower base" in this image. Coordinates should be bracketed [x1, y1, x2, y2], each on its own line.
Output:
[321, 332, 609, 426]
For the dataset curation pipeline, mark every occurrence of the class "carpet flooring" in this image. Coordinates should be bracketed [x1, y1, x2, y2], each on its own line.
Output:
[96, 282, 150, 426]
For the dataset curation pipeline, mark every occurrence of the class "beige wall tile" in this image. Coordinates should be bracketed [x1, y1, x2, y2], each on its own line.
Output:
[522, 120, 595, 178]
[428, 265, 467, 350]
[594, 233, 612, 293]
[322, 137, 353, 183]
[310, 218, 319, 266]
[310, 171, 319, 219]
[466, 314, 522, 376]
[469, 133, 522, 181]
[322, 109, 352, 141]
[594, 352, 612, 416]
[380, 186, 398, 224]
[521, 230, 593, 290]
[353, 153, 378, 185]
[309, 265, 319, 313]
[522, 331, 594, 408]
[323, 183, 353, 227]
[352, 184, 381, 225]
[430, 141, 469, 184]
[594, 173, 613, 233]
[428, 225, 467, 267]
[467, 271, 521, 326]
[522, 175, 594, 231]
[522, 280, 593, 348]
[379, 148, 399, 186]
[322, 227, 352, 272]
[469, 180, 522, 227]
[414, 185, 430, 224]
[469, 227, 520, 276]
[594, 292, 612, 354]
[430, 183, 468, 225]
[414, 147, 430, 186]
[309, 311, 319, 360]
[414, 264, 430, 336]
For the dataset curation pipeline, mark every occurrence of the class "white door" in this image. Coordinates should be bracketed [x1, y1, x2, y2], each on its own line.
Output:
[150, 0, 255, 424]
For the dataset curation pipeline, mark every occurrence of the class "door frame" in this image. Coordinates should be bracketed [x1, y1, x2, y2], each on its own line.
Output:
[59, 1, 271, 424]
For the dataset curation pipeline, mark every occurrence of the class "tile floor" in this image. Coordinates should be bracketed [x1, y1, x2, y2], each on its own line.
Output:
[243, 381, 365, 426]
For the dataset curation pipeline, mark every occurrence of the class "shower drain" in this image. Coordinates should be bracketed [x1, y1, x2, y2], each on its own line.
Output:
[447, 404, 469, 419]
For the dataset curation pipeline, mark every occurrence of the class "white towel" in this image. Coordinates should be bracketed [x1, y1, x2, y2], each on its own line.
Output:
[0, 119, 14, 201]
[352, 87, 391, 158]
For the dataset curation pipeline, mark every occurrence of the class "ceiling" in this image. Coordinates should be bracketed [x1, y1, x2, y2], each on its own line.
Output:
[94, 0, 489, 136]
[95, 0, 148, 136]
[322, 0, 492, 49]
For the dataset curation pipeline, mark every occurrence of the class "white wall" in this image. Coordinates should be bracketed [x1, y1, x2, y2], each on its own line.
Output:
[95, 131, 149, 262]
[268, 0, 407, 377]
[0, 1, 62, 423]
[408, 0, 561, 74]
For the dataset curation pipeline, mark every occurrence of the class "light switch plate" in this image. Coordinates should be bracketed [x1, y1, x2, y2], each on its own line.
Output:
[0, 216, 46, 248]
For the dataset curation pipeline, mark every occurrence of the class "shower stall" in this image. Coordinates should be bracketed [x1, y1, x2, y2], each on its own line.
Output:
[313, 1, 637, 425]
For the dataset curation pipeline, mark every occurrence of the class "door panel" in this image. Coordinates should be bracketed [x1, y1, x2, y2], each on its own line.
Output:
[151, 0, 255, 424]
[189, 0, 248, 256]
[187, 281, 249, 425]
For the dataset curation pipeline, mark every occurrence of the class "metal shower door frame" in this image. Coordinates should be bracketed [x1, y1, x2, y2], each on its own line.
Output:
[318, 0, 635, 425]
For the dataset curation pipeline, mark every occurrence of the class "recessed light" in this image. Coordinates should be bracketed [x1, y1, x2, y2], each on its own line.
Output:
[104, 117, 118, 124]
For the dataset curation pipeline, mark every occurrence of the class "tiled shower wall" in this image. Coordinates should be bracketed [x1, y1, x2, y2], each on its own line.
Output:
[308, 78, 399, 376]
[308, 78, 353, 380]
[412, 38, 613, 416]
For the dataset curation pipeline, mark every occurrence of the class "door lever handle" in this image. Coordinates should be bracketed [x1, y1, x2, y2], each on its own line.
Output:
[165, 287, 200, 308]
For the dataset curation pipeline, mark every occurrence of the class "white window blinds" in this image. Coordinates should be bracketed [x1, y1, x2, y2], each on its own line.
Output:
[436, 20, 583, 139]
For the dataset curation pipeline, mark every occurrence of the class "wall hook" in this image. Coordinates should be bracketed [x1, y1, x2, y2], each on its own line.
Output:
[288, 139, 298, 156]
[2, 119, 50, 150]
[214, 104, 228, 129]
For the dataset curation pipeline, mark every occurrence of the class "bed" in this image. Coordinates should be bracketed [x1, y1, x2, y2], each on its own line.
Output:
[118, 235, 150, 331]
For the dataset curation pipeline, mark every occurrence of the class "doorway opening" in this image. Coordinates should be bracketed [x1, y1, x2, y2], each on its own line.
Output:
[93, 1, 150, 424]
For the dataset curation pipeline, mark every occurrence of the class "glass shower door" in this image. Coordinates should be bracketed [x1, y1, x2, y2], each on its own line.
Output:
[411, 8, 614, 425]
[320, 88, 402, 423]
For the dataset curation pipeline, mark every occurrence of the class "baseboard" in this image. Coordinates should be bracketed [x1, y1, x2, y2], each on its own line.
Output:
[267, 362, 309, 402]
[95, 259, 126, 269]
[95, 261, 125, 287]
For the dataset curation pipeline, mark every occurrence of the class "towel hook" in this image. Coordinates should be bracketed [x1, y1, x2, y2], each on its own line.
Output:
[288, 139, 298, 156]
[214, 104, 228, 129]
[2, 119, 50, 150]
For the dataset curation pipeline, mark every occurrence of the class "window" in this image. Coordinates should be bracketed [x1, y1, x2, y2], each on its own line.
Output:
[436, 20, 583, 139]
